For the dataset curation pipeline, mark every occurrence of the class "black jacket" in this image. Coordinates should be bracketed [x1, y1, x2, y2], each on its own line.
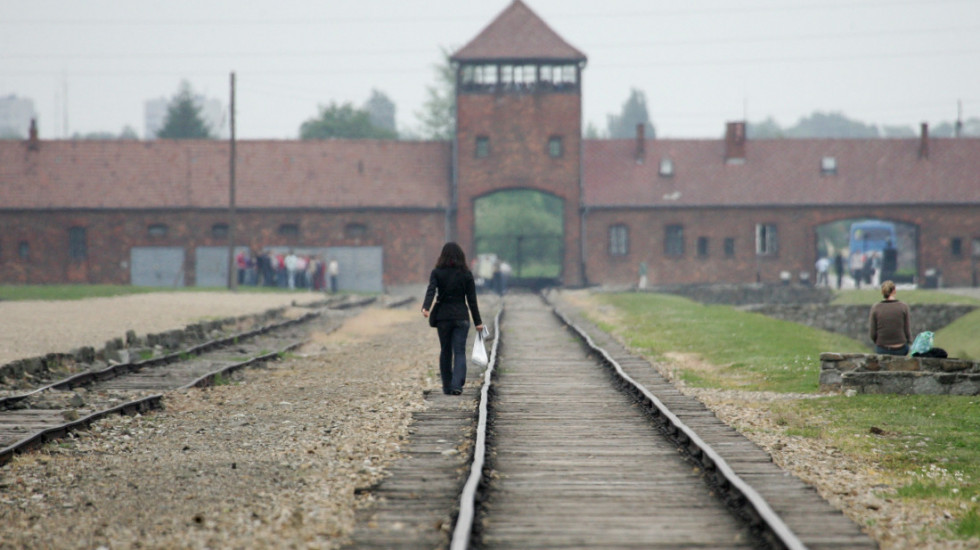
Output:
[422, 267, 482, 326]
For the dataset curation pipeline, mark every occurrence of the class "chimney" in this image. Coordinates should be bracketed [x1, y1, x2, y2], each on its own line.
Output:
[919, 122, 929, 159]
[27, 118, 40, 151]
[724, 121, 746, 163]
[634, 123, 645, 164]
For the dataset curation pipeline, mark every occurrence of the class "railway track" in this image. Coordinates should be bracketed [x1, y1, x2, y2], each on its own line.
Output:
[348, 292, 876, 549]
[0, 294, 382, 467]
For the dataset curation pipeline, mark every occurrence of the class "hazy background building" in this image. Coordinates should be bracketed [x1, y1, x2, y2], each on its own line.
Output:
[0, 95, 36, 139]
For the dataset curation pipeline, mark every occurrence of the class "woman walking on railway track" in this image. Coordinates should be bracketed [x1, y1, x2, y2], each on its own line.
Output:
[422, 242, 484, 395]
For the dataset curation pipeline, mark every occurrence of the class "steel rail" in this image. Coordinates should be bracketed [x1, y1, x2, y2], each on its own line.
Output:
[449, 307, 503, 550]
[0, 298, 376, 468]
[0, 394, 164, 467]
[551, 303, 808, 550]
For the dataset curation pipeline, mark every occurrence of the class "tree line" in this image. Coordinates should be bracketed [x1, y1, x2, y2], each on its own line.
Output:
[34, 55, 977, 141]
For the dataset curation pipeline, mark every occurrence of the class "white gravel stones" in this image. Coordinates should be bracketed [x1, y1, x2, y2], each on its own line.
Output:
[0, 300, 440, 549]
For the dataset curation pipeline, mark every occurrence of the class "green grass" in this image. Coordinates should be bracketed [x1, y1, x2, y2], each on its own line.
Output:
[598, 293, 864, 392]
[936, 309, 980, 361]
[768, 394, 980, 538]
[591, 290, 980, 541]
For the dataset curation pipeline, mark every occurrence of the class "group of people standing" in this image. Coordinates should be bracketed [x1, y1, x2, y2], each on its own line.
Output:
[814, 252, 882, 290]
[236, 249, 339, 293]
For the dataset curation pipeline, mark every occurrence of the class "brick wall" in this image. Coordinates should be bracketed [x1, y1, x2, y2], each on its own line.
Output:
[584, 204, 980, 287]
[456, 91, 584, 284]
[0, 209, 446, 286]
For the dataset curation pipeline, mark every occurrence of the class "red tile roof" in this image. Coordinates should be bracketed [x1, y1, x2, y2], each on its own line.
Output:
[452, 0, 586, 62]
[0, 140, 451, 210]
[583, 137, 980, 208]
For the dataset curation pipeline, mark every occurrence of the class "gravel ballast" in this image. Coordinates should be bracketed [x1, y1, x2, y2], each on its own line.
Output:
[0, 290, 975, 549]
[0, 293, 440, 549]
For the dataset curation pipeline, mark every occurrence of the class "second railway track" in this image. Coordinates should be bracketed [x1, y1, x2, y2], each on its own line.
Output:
[0, 295, 378, 466]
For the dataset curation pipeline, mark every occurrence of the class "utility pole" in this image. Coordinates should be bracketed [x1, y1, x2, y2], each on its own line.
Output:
[955, 99, 963, 138]
[228, 72, 238, 290]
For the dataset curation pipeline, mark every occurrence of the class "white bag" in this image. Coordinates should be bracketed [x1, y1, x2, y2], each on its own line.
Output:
[471, 326, 489, 366]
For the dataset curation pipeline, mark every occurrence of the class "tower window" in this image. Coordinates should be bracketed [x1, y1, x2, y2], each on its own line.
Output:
[476, 136, 490, 158]
[18, 241, 29, 260]
[548, 136, 563, 158]
[211, 223, 229, 239]
[724, 237, 735, 257]
[278, 224, 299, 238]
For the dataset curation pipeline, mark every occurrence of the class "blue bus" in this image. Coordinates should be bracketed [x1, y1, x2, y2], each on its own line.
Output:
[849, 220, 897, 258]
[849, 220, 897, 281]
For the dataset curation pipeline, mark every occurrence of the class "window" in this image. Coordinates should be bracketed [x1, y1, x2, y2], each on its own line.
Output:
[951, 237, 963, 257]
[68, 227, 87, 261]
[500, 65, 514, 85]
[609, 224, 629, 256]
[147, 224, 168, 238]
[756, 224, 778, 256]
[821, 156, 837, 175]
[697, 237, 709, 258]
[664, 225, 684, 257]
[724, 237, 735, 258]
[278, 224, 299, 238]
[211, 223, 229, 239]
[345, 223, 368, 239]
[475, 136, 489, 158]
[548, 136, 563, 158]
[18, 241, 29, 260]
[659, 158, 674, 177]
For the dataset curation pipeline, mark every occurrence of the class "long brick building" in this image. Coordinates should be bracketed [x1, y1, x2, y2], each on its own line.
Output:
[2, 0, 979, 290]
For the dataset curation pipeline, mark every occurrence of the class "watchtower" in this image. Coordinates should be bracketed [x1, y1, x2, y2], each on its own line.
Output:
[451, 0, 587, 285]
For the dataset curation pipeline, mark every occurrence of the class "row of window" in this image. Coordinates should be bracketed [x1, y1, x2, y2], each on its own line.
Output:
[609, 223, 779, 258]
[459, 63, 579, 92]
[475, 136, 563, 158]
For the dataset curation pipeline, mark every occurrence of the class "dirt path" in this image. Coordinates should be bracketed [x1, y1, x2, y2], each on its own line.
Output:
[0, 292, 326, 365]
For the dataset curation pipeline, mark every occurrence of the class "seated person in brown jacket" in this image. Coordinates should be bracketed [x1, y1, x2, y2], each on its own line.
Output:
[869, 280, 911, 356]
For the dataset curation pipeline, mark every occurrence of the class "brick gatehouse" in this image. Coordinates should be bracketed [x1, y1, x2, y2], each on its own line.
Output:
[1, 0, 979, 289]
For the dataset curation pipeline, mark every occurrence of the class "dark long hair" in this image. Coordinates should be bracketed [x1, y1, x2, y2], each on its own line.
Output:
[435, 242, 470, 271]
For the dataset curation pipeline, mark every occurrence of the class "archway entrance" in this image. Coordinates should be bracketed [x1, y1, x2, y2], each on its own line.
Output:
[473, 189, 564, 290]
[815, 218, 919, 289]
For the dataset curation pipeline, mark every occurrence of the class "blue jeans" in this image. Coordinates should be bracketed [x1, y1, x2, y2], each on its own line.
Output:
[876, 344, 908, 356]
[436, 319, 470, 393]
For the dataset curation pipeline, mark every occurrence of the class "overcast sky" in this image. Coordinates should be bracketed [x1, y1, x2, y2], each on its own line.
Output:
[2, 0, 978, 140]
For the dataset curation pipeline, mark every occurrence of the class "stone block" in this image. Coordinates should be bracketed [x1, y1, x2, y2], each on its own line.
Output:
[820, 352, 844, 361]
[819, 369, 843, 391]
[881, 356, 920, 372]
[949, 376, 980, 396]
[880, 372, 916, 394]
[839, 359, 862, 372]
[939, 359, 972, 373]
[911, 374, 945, 395]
